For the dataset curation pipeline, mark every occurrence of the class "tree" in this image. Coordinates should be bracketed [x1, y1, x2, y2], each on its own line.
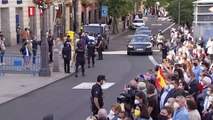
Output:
[166, 0, 195, 27]
[98, 0, 143, 34]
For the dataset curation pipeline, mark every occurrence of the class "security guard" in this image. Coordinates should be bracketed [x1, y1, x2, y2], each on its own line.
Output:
[87, 40, 96, 68]
[96, 34, 103, 60]
[74, 42, 86, 77]
[91, 75, 106, 115]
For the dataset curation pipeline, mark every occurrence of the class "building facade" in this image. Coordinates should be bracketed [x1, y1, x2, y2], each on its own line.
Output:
[0, 0, 41, 46]
[193, 0, 213, 44]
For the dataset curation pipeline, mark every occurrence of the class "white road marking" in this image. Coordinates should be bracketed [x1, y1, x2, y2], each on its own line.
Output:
[148, 55, 159, 66]
[151, 24, 162, 26]
[162, 23, 175, 33]
[72, 82, 115, 90]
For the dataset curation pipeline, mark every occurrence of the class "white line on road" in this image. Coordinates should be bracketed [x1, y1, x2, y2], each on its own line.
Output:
[148, 55, 159, 66]
[162, 23, 175, 33]
[151, 24, 162, 26]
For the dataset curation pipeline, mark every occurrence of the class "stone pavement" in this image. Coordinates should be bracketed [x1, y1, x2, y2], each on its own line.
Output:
[0, 29, 130, 105]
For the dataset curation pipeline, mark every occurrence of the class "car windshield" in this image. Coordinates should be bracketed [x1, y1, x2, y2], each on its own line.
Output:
[132, 36, 149, 42]
[137, 31, 151, 35]
[133, 19, 143, 23]
[84, 26, 103, 35]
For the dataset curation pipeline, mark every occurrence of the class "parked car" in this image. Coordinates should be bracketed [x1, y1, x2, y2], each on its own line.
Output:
[127, 34, 153, 55]
[83, 24, 110, 49]
[130, 19, 145, 30]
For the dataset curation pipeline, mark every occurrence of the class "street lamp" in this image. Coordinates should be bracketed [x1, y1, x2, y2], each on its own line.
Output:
[33, 0, 53, 76]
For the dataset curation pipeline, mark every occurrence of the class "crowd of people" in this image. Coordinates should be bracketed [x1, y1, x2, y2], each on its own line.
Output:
[88, 25, 213, 120]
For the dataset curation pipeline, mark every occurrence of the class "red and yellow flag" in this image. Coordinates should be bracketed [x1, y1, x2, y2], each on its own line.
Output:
[155, 68, 166, 90]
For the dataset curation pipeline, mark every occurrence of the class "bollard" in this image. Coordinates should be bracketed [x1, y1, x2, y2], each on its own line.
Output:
[43, 114, 53, 120]
[53, 49, 60, 72]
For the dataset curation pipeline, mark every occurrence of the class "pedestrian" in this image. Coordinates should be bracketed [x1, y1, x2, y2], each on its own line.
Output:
[87, 40, 96, 68]
[31, 35, 40, 64]
[48, 34, 54, 63]
[161, 42, 169, 60]
[21, 27, 30, 43]
[172, 96, 189, 120]
[74, 42, 86, 77]
[0, 32, 6, 65]
[96, 34, 103, 60]
[158, 106, 174, 120]
[206, 38, 213, 63]
[20, 41, 31, 70]
[16, 24, 21, 44]
[91, 75, 106, 115]
[62, 43, 72, 73]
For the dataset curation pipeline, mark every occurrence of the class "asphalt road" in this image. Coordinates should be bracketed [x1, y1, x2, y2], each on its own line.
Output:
[0, 19, 174, 120]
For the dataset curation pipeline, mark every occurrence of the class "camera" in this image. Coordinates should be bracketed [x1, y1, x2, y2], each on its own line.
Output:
[117, 87, 138, 105]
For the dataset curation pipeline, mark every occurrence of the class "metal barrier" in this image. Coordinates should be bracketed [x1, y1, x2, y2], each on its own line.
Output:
[0, 54, 41, 76]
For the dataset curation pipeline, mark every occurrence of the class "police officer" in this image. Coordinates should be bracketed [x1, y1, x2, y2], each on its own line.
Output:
[161, 41, 169, 60]
[91, 75, 106, 115]
[62, 43, 72, 73]
[87, 40, 96, 68]
[96, 34, 103, 60]
[74, 42, 86, 77]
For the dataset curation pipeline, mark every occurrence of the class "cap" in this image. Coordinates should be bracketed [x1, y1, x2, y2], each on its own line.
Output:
[97, 75, 106, 82]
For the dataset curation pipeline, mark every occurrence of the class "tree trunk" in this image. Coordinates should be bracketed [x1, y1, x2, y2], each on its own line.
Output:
[76, 0, 82, 34]
[112, 17, 118, 34]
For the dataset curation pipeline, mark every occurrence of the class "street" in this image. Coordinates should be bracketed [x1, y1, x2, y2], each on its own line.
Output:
[0, 20, 174, 120]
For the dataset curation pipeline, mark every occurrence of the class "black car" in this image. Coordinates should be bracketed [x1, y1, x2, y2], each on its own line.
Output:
[127, 34, 153, 55]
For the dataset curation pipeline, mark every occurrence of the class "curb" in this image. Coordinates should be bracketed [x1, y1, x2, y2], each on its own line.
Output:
[0, 30, 129, 105]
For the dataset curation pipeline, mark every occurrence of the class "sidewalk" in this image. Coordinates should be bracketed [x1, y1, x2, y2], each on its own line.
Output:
[0, 29, 129, 105]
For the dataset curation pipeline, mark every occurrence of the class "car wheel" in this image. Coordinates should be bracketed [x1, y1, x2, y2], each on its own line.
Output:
[149, 52, 153, 55]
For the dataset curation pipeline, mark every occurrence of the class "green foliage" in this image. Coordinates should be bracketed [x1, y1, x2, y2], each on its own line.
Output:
[98, 0, 143, 18]
[166, 0, 195, 26]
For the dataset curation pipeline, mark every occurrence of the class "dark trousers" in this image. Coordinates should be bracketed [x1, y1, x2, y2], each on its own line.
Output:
[75, 60, 85, 75]
[32, 49, 37, 64]
[17, 34, 20, 44]
[88, 54, 95, 66]
[64, 59, 70, 73]
[49, 51, 53, 62]
[162, 53, 167, 60]
[0, 50, 5, 63]
[97, 48, 103, 59]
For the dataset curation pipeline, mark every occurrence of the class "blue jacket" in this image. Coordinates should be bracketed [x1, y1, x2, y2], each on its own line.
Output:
[173, 108, 189, 120]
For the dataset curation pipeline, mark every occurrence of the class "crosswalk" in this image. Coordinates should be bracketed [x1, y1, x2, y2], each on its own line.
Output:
[72, 82, 115, 90]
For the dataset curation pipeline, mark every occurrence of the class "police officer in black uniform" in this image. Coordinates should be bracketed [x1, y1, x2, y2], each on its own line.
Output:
[87, 40, 96, 68]
[74, 42, 86, 77]
[96, 34, 103, 60]
[161, 41, 169, 60]
[91, 75, 106, 115]
[62, 43, 72, 73]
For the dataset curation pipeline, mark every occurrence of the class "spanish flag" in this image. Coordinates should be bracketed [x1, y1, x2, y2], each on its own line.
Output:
[155, 68, 166, 90]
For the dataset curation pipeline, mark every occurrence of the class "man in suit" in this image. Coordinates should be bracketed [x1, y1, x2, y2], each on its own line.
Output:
[160, 78, 175, 110]
[188, 72, 199, 99]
